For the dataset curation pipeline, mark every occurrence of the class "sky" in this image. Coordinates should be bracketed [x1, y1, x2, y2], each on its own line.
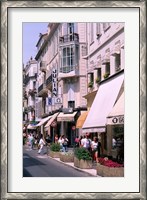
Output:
[23, 22, 49, 65]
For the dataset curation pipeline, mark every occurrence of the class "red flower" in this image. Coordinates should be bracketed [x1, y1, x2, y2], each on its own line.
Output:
[98, 157, 123, 168]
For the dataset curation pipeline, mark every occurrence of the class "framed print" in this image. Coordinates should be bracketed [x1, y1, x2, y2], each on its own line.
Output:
[0, 0, 146, 199]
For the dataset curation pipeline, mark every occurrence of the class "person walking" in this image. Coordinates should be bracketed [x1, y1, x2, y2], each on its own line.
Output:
[81, 133, 92, 152]
[28, 133, 35, 150]
[38, 135, 46, 154]
[62, 135, 69, 152]
[54, 134, 59, 144]
[58, 135, 64, 151]
[91, 137, 99, 163]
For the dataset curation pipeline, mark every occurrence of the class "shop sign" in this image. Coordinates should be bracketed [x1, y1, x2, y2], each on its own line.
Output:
[52, 68, 57, 97]
[111, 116, 124, 124]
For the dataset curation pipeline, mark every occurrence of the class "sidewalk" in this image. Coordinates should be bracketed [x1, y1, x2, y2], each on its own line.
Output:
[47, 147, 101, 177]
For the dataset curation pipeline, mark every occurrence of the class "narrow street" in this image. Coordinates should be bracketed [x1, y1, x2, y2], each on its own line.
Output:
[23, 146, 95, 177]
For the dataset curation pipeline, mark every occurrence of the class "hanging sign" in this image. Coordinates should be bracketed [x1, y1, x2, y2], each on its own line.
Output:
[52, 68, 57, 97]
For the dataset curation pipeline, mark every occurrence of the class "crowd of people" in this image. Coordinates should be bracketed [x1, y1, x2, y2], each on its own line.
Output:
[23, 131, 123, 163]
[74, 133, 102, 163]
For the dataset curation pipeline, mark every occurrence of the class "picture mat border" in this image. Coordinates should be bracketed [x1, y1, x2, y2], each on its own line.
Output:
[1, 1, 146, 200]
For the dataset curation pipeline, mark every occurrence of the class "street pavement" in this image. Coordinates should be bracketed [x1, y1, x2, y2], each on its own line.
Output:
[23, 145, 100, 177]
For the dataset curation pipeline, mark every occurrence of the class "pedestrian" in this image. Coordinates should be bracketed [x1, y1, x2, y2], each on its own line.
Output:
[79, 136, 84, 147]
[81, 133, 92, 153]
[115, 135, 124, 163]
[54, 134, 58, 143]
[62, 135, 69, 152]
[28, 133, 35, 150]
[38, 135, 46, 154]
[91, 137, 99, 163]
[74, 136, 80, 147]
[97, 138, 102, 157]
[58, 135, 64, 151]
[112, 137, 117, 149]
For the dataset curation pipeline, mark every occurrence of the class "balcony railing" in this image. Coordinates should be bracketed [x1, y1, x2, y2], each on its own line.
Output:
[59, 33, 79, 44]
[46, 74, 52, 86]
[38, 83, 48, 96]
[24, 73, 37, 85]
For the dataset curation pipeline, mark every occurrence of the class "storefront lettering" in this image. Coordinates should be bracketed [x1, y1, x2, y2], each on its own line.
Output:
[112, 116, 124, 124]
[52, 68, 57, 97]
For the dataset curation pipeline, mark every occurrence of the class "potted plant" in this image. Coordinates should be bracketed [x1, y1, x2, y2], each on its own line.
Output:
[74, 147, 92, 169]
[95, 77, 100, 84]
[49, 143, 61, 158]
[60, 152, 74, 162]
[88, 81, 93, 88]
[103, 72, 110, 79]
[97, 157, 124, 177]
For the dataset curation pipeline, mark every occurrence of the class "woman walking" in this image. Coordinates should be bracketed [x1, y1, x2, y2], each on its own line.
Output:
[38, 135, 46, 154]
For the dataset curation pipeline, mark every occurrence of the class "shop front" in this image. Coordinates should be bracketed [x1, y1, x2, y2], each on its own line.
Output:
[82, 70, 124, 156]
[57, 111, 77, 146]
[107, 92, 124, 159]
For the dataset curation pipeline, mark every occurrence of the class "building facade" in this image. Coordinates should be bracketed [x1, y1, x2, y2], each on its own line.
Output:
[34, 23, 88, 145]
[23, 57, 38, 130]
[81, 22, 124, 157]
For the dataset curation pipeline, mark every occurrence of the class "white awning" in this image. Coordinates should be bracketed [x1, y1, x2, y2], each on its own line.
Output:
[36, 116, 52, 127]
[44, 113, 59, 128]
[82, 72, 124, 133]
[57, 112, 77, 122]
[107, 92, 124, 125]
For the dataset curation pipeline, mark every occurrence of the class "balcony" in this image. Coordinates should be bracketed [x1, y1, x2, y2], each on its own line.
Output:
[58, 66, 79, 79]
[46, 74, 52, 87]
[59, 33, 79, 45]
[38, 83, 48, 97]
[28, 88, 37, 96]
[40, 61, 46, 72]
[24, 73, 37, 85]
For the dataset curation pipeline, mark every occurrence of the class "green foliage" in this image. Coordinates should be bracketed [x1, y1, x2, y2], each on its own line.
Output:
[74, 147, 92, 160]
[50, 143, 61, 152]
[103, 72, 110, 79]
[88, 82, 93, 88]
[95, 77, 100, 83]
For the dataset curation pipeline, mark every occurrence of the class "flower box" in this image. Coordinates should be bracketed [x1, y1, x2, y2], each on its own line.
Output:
[97, 157, 124, 177]
[74, 157, 92, 169]
[60, 153, 74, 162]
[49, 151, 61, 158]
[74, 147, 92, 169]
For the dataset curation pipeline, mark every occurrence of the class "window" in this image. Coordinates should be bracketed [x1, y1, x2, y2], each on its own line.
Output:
[97, 68, 101, 81]
[60, 45, 79, 73]
[96, 23, 101, 38]
[68, 23, 74, 34]
[90, 73, 94, 83]
[68, 101, 75, 109]
[115, 54, 121, 72]
[105, 63, 110, 74]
